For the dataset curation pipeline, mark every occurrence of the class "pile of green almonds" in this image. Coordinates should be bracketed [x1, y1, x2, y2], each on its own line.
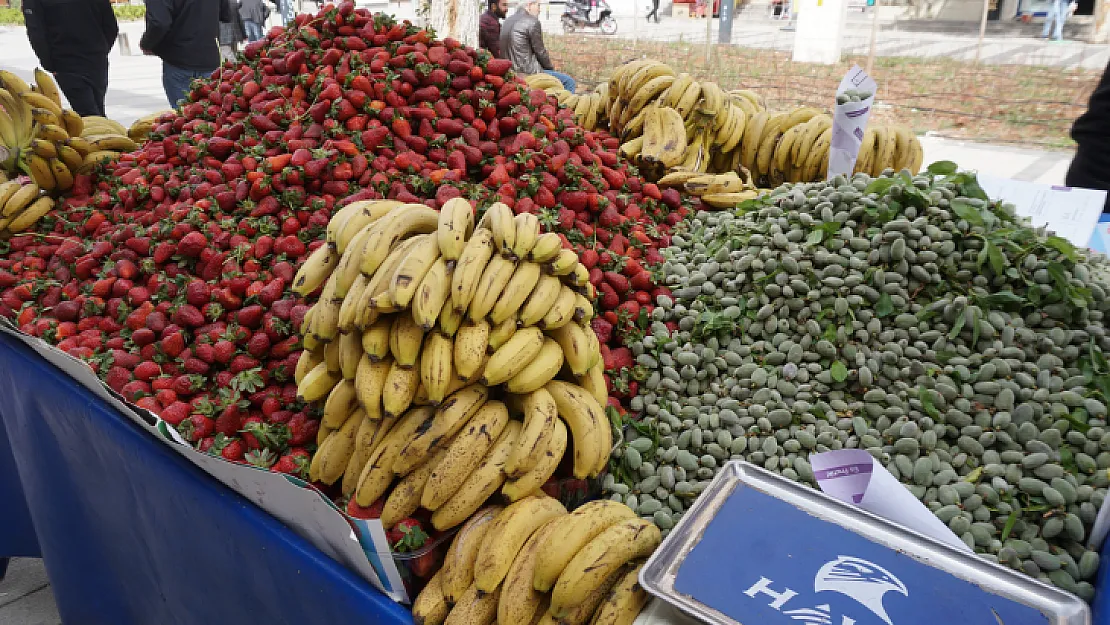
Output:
[606, 167, 1110, 600]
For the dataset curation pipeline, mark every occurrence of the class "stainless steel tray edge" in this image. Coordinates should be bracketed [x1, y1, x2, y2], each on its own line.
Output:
[639, 460, 1091, 625]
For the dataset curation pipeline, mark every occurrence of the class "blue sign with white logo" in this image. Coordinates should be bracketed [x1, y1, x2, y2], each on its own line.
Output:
[674, 488, 1051, 625]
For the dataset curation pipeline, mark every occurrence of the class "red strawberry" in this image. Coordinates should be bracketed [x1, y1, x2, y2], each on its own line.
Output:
[213, 340, 236, 364]
[590, 317, 613, 345]
[133, 361, 161, 381]
[179, 414, 215, 442]
[272, 452, 309, 478]
[346, 497, 385, 520]
[159, 401, 191, 426]
[177, 231, 207, 257]
[214, 404, 242, 437]
[172, 304, 205, 328]
[220, 438, 245, 461]
[161, 332, 186, 358]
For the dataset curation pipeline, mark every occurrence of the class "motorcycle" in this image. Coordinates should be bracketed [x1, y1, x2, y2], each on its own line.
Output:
[561, 0, 618, 34]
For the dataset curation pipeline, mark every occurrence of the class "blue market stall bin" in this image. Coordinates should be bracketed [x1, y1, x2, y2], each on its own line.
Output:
[0, 411, 40, 580]
[0, 331, 413, 625]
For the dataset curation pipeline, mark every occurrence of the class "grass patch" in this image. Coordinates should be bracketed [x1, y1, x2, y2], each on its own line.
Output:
[0, 4, 145, 24]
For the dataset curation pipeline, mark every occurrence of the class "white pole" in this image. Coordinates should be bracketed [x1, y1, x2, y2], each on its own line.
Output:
[974, 0, 989, 64]
[865, 0, 881, 75]
[705, 0, 713, 64]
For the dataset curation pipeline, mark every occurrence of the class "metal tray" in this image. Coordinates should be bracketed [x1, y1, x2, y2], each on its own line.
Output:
[640, 461, 1090, 625]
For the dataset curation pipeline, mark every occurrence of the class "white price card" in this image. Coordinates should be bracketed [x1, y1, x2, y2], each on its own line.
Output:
[976, 173, 1107, 249]
[827, 65, 877, 180]
[810, 449, 972, 553]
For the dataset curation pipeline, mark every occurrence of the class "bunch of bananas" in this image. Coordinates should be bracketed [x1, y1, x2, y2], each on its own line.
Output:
[525, 74, 609, 132]
[605, 60, 759, 183]
[413, 498, 659, 625]
[292, 199, 613, 531]
[0, 69, 83, 193]
[127, 110, 173, 144]
[562, 58, 924, 202]
[79, 115, 139, 172]
[0, 179, 54, 237]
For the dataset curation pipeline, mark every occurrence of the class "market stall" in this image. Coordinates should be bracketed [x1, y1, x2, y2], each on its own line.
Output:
[0, 4, 1108, 623]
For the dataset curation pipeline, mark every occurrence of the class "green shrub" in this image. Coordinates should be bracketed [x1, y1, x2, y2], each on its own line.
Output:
[0, 7, 23, 24]
[0, 4, 141, 24]
[113, 5, 145, 20]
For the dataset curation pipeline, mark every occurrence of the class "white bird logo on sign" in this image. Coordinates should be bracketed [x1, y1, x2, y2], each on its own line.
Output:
[814, 556, 909, 625]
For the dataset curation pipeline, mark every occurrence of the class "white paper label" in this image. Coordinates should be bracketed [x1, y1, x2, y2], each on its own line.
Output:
[827, 65, 877, 180]
[811, 449, 971, 553]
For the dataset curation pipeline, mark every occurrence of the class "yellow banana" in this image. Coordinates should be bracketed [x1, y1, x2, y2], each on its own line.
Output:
[381, 445, 448, 529]
[308, 406, 362, 484]
[389, 233, 441, 308]
[292, 243, 340, 296]
[532, 500, 639, 593]
[482, 201, 516, 257]
[511, 212, 540, 260]
[480, 326, 544, 386]
[48, 157, 73, 191]
[540, 286, 577, 330]
[24, 153, 56, 191]
[393, 385, 489, 476]
[389, 313, 425, 368]
[505, 387, 558, 478]
[518, 274, 562, 328]
[337, 199, 403, 254]
[440, 505, 504, 604]
[412, 570, 450, 625]
[505, 338, 564, 394]
[497, 517, 563, 625]
[32, 68, 60, 107]
[4, 194, 53, 233]
[549, 519, 662, 618]
[322, 378, 358, 428]
[437, 197, 475, 262]
[297, 361, 342, 402]
[359, 204, 439, 276]
[422, 399, 510, 511]
[450, 228, 496, 312]
[502, 418, 568, 502]
[382, 357, 422, 418]
[341, 414, 381, 496]
[489, 261, 541, 326]
[431, 421, 521, 531]
[545, 381, 610, 479]
[453, 319, 490, 382]
[467, 253, 516, 322]
[473, 495, 567, 592]
[420, 331, 455, 405]
[354, 406, 435, 506]
[528, 232, 563, 264]
[443, 582, 500, 625]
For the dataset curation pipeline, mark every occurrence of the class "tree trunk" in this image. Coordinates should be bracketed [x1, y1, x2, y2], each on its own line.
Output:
[428, 0, 481, 47]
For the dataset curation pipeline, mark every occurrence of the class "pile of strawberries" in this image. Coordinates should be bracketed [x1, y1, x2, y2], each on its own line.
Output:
[0, 4, 686, 479]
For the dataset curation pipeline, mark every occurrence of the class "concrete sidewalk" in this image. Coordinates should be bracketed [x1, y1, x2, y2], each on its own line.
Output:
[0, 559, 60, 625]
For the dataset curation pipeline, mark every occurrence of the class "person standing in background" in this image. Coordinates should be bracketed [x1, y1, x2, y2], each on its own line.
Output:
[141, 0, 233, 107]
[645, 0, 661, 23]
[480, 0, 508, 58]
[500, 0, 576, 92]
[270, 0, 293, 25]
[1066, 60, 1110, 212]
[218, 3, 247, 62]
[1041, 0, 1075, 41]
[22, 0, 118, 117]
[240, 0, 269, 41]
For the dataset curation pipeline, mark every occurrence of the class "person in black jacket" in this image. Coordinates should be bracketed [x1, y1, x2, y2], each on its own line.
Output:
[1066, 60, 1110, 213]
[22, 0, 118, 117]
[141, 0, 232, 107]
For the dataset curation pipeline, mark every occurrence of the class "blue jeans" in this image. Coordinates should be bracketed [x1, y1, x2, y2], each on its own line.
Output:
[244, 19, 264, 42]
[545, 69, 576, 93]
[276, 0, 293, 24]
[1042, 0, 1067, 40]
[163, 64, 214, 108]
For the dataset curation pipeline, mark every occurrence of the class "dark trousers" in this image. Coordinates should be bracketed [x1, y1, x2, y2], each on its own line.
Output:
[53, 62, 109, 117]
[646, 0, 660, 21]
